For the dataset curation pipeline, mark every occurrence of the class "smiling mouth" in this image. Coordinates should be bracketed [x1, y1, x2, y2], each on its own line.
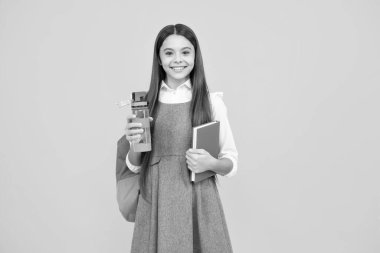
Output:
[170, 66, 187, 72]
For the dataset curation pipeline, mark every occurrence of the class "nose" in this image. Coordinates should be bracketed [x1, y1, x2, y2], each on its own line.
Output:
[174, 53, 182, 63]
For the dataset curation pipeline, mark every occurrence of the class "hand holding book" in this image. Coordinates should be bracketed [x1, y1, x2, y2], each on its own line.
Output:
[185, 148, 218, 174]
[186, 121, 220, 183]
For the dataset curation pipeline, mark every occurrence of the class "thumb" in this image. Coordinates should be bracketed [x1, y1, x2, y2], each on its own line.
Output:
[192, 148, 207, 154]
[199, 149, 209, 154]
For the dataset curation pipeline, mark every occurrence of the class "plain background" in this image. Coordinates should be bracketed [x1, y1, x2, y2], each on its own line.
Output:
[1, 0, 379, 252]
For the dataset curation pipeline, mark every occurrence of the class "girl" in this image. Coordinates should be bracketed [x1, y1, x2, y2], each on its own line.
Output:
[125, 24, 238, 253]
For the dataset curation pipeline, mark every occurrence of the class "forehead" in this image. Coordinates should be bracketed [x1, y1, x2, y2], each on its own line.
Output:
[160, 35, 194, 51]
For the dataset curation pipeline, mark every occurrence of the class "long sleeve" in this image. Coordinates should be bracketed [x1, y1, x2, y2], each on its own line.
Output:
[125, 151, 142, 173]
[124, 80, 191, 174]
[210, 92, 238, 177]
[125, 82, 238, 177]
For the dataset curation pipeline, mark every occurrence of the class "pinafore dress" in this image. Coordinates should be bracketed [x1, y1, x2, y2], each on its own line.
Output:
[131, 101, 233, 253]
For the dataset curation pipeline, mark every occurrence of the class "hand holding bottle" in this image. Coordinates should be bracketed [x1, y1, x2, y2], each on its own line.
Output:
[125, 114, 153, 146]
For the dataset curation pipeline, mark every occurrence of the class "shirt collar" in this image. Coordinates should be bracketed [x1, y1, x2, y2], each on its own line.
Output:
[160, 79, 192, 91]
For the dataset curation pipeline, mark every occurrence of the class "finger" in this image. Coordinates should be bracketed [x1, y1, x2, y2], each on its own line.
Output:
[188, 153, 199, 160]
[187, 164, 198, 173]
[186, 161, 194, 171]
[126, 134, 138, 141]
[127, 134, 141, 142]
[125, 127, 142, 136]
[149, 117, 153, 122]
[127, 122, 143, 129]
[131, 137, 142, 144]
[131, 139, 142, 144]
[187, 149, 201, 155]
[127, 128, 144, 135]
[191, 149, 205, 154]
[186, 154, 197, 165]
[126, 114, 137, 122]
[186, 157, 194, 166]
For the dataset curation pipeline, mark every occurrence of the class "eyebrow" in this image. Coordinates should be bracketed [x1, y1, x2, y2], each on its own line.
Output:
[162, 47, 192, 51]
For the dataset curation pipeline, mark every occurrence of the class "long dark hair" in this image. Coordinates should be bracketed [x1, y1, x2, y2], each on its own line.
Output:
[139, 24, 215, 202]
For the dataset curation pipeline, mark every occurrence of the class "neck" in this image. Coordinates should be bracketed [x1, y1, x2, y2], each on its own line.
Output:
[165, 77, 189, 90]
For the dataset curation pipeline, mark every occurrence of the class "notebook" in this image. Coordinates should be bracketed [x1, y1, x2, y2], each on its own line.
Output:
[191, 121, 220, 183]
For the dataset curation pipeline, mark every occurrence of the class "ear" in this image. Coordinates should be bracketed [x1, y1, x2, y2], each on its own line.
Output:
[157, 57, 162, 65]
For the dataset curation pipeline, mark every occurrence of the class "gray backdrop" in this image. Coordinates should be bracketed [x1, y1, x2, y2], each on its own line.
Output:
[0, 0, 379, 252]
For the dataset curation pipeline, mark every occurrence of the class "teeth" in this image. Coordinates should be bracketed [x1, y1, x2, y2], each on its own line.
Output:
[172, 67, 185, 71]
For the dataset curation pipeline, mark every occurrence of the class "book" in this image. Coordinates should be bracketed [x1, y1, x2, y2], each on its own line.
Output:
[191, 121, 220, 183]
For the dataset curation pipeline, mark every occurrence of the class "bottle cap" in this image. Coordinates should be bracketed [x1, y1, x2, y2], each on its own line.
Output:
[132, 91, 148, 107]
[132, 91, 147, 102]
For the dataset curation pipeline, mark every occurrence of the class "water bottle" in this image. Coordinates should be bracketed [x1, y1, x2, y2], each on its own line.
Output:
[130, 91, 152, 152]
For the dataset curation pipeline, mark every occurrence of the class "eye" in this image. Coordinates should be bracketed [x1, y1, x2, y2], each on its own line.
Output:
[183, 51, 190, 55]
[165, 51, 173, 56]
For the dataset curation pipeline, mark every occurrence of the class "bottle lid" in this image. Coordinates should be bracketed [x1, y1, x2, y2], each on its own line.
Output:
[131, 91, 148, 107]
[132, 91, 147, 102]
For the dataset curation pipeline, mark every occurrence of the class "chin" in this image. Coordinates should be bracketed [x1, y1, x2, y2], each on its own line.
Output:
[168, 73, 189, 81]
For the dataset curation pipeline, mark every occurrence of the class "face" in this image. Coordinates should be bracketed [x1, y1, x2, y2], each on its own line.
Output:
[159, 34, 195, 86]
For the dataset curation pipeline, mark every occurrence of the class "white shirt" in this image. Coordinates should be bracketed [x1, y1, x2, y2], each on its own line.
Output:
[126, 79, 238, 177]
